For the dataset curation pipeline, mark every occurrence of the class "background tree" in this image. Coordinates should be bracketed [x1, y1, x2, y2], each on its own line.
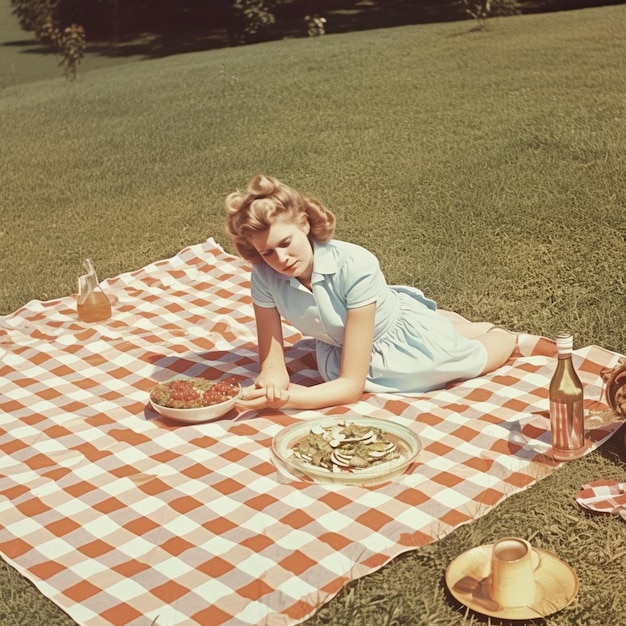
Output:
[227, 0, 276, 44]
[456, 0, 522, 28]
[11, 0, 85, 79]
[11, 0, 62, 38]
[11, 0, 277, 44]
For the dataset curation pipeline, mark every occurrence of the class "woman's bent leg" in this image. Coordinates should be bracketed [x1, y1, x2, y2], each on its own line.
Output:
[477, 328, 516, 374]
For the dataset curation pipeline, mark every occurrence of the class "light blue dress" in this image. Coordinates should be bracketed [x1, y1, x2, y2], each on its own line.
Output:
[251, 239, 487, 393]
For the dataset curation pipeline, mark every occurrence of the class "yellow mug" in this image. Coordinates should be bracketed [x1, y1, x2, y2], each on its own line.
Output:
[489, 537, 541, 608]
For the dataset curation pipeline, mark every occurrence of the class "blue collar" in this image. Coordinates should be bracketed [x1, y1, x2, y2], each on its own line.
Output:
[283, 240, 338, 289]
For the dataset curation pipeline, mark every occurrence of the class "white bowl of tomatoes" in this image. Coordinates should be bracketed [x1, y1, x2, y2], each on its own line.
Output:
[149, 376, 241, 423]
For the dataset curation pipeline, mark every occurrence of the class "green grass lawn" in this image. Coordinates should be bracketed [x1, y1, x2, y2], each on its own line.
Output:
[1, 4, 626, 625]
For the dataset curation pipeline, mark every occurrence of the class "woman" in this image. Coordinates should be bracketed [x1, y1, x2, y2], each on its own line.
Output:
[225, 175, 516, 411]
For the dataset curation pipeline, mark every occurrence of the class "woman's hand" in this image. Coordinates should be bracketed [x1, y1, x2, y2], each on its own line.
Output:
[254, 373, 286, 390]
[236, 384, 290, 411]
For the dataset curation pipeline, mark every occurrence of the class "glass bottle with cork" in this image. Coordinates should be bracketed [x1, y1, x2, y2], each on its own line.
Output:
[549, 331, 587, 460]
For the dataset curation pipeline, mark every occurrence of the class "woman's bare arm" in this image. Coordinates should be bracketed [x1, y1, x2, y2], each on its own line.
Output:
[253, 304, 290, 389]
[238, 302, 376, 411]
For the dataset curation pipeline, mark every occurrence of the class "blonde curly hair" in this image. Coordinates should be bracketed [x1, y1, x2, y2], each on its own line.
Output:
[225, 175, 336, 263]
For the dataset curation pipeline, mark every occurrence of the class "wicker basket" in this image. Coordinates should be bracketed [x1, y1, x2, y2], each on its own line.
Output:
[603, 357, 626, 418]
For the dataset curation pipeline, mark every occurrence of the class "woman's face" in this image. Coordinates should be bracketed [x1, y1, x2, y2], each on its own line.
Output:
[250, 215, 313, 283]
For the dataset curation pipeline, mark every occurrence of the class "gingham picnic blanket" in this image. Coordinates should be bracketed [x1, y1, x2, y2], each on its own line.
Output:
[0, 238, 623, 626]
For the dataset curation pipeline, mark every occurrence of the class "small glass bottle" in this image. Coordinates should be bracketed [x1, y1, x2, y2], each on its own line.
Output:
[549, 331, 586, 460]
[76, 259, 112, 323]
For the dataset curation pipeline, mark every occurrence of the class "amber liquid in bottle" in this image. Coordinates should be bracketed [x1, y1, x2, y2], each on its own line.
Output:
[549, 332, 586, 460]
[77, 289, 112, 323]
[76, 259, 112, 323]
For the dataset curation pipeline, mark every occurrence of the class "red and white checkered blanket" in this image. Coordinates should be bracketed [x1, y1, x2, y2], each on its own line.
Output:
[0, 238, 623, 626]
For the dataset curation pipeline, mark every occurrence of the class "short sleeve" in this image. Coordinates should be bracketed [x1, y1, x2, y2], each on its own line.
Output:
[336, 246, 384, 309]
[250, 265, 276, 308]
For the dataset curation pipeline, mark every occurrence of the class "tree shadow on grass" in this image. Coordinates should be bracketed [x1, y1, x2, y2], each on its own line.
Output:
[1, 1, 466, 63]
[319, 2, 461, 35]
[3, 1, 626, 63]
[86, 31, 234, 59]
